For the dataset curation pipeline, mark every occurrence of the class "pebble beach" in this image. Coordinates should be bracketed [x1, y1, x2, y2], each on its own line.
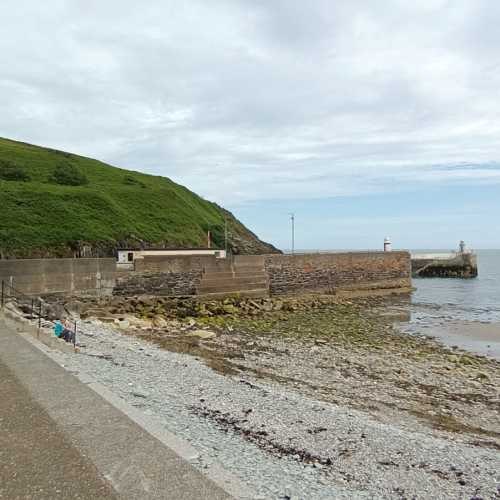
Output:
[39, 294, 500, 499]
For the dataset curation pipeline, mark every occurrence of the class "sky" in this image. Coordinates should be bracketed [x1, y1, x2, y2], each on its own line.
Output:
[1, 0, 499, 250]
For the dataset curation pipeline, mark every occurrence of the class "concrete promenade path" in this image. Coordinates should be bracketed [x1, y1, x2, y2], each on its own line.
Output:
[0, 318, 233, 499]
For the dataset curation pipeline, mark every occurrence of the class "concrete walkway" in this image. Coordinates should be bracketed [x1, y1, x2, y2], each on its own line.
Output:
[0, 318, 233, 499]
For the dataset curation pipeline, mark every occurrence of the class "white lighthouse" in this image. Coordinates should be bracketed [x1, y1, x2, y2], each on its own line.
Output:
[384, 237, 392, 252]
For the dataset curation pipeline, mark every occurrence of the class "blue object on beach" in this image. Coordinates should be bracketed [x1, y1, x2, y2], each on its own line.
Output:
[54, 322, 64, 337]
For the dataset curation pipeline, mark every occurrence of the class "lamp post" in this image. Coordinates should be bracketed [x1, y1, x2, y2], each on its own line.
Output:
[290, 213, 295, 255]
[224, 216, 228, 255]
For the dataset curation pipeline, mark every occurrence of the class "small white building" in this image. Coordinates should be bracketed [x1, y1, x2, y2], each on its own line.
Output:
[117, 248, 226, 269]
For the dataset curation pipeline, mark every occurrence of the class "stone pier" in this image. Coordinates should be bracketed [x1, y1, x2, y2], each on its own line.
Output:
[411, 252, 478, 278]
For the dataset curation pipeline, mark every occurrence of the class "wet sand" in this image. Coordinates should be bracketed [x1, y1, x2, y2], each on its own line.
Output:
[424, 321, 500, 360]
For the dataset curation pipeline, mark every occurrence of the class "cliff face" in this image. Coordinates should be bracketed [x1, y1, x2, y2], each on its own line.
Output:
[0, 137, 281, 258]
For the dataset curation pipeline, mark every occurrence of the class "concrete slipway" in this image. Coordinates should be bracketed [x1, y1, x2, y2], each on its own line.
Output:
[0, 315, 253, 499]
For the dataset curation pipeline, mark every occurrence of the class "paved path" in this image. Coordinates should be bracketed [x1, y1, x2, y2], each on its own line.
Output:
[0, 359, 118, 499]
[0, 318, 233, 499]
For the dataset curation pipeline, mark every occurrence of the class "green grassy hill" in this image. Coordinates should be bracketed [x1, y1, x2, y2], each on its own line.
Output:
[0, 137, 280, 258]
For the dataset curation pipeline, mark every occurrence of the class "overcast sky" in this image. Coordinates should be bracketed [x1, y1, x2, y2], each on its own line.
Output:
[1, 0, 499, 249]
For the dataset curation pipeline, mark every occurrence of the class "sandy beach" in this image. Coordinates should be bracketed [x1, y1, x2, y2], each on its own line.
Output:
[425, 321, 500, 361]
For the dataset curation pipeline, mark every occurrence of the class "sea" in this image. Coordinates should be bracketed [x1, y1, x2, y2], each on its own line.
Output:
[410, 249, 500, 323]
[401, 249, 500, 359]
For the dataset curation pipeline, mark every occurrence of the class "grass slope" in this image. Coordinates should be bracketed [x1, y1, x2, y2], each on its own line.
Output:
[0, 137, 279, 258]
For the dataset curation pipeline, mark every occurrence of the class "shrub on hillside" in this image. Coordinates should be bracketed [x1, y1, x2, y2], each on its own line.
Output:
[0, 159, 30, 181]
[123, 175, 146, 187]
[50, 163, 88, 186]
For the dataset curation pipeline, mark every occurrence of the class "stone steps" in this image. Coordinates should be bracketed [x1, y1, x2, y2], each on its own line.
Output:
[233, 265, 267, 273]
[202, 262, 232, 272]
[196, 260, 269, 298]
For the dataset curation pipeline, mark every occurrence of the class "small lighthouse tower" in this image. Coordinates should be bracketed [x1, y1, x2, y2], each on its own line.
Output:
[384, 237, 392, 252]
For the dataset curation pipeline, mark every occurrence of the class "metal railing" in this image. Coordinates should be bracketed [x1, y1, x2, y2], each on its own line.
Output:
[1, 280, 77, 349]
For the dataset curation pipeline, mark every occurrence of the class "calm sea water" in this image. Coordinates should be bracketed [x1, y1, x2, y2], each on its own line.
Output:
[410, 249, 500, 323]
[400, 250, 500, 358]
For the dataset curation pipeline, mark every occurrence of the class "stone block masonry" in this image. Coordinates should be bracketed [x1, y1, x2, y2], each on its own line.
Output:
[114, 252, 411, 297]
[263, 252, 411, 295]
[113, 270, 203, 296]
[113, 255, 215, 296]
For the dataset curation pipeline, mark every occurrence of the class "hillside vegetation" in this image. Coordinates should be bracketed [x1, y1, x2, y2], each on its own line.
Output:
[0, 137, 280, 258]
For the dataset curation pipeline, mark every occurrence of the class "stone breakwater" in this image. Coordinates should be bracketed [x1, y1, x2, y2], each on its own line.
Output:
[411, 252, 478, 278]
[263, 252, 411, 295]
[20, 293, 499, 499]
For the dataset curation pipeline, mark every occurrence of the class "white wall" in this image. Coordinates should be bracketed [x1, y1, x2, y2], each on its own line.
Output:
[117, 249, 226, 262]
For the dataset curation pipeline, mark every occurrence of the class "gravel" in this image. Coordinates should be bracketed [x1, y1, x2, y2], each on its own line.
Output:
[50, 320, 500, 500]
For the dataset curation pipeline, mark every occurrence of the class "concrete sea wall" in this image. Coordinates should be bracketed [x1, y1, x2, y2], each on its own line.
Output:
[0, 258, 116, 296]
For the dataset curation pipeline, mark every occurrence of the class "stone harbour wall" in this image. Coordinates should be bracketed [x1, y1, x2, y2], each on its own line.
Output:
[113, 270, 202, 296]
[264, 252, 411, 295]
[113, 255, 215, 296]
[0, 258, 116, 296]
[0, 252, 412, 299]
[114, 252, 412, 297]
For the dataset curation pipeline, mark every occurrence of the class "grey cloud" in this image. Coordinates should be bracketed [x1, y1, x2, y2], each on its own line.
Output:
[0, 0, 499, 205]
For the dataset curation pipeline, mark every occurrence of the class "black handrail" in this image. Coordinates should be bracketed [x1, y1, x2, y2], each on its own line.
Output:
[1, 280, 77, 348]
